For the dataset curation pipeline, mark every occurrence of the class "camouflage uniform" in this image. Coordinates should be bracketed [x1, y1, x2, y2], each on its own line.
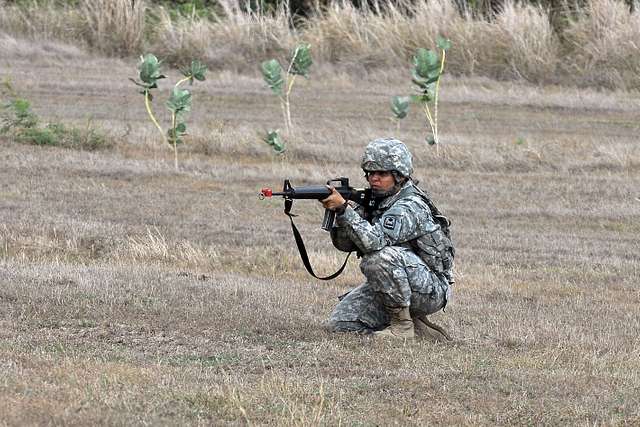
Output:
[327, 138, 453, 333]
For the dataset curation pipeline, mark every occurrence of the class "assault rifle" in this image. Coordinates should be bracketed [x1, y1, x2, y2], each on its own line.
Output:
[260, 177, 376, 230]
[260, 177, 377, 280]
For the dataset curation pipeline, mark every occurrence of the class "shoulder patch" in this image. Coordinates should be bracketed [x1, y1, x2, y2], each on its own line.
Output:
[383, 217, 397, 230]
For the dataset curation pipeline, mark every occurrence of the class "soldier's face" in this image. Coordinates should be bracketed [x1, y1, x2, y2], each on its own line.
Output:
[367, 171, 395, 192]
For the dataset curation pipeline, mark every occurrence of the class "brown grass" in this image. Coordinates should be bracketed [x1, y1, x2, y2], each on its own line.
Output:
[1, 35, 639, 424]
[1, 0, 640, 88]
[0, 0, 73, 41]
[0, 0, 145, 56]
[148, 1, 296, 71]
[78, 0, 146, 56]
[563, 0, 640, 89]
[492, 1, 560, 81]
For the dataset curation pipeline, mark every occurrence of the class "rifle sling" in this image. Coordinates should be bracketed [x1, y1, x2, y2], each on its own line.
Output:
[284, 208, 351, 281]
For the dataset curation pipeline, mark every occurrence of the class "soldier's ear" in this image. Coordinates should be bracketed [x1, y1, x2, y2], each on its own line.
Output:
[391, 171, 407, 184]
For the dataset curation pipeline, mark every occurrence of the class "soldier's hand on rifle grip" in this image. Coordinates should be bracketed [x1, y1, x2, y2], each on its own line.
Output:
[321, 186, 347, 211]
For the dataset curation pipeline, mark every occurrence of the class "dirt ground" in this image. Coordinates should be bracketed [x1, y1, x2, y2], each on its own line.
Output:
[1, 42, 639, 425]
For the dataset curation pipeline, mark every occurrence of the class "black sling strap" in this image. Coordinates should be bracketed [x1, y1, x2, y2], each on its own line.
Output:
[284, 199, 352, 280]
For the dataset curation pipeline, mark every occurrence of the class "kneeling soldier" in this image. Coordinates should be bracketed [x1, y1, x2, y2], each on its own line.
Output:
[321, 138, 455, 341]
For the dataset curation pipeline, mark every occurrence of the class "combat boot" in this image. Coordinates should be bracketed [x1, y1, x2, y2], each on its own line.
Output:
[374, 306, 414, 340]
[413, 315, 452, 342]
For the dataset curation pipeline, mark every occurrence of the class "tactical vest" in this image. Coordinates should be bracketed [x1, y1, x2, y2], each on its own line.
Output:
[403, 184, 456, 285]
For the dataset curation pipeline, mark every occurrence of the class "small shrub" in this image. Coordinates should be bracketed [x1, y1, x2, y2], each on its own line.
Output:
[15, 122, 109, 150]
[391, 37, 451, 148]
[131, 53, 207, 170]
[18, 127, 57, 146]
[261, 43, 312, 134]
[1, 82, 109, 151]
[262, 130, 286, 154]
[260, 43, 312, 153]
[1, 98, 38, 132]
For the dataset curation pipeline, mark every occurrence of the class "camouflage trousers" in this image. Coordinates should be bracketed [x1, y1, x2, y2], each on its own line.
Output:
[327, 246, 450, 333]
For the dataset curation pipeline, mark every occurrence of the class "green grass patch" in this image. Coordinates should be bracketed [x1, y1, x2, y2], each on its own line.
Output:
[2, 82, 111, 151]
[15, 122, 109, 150]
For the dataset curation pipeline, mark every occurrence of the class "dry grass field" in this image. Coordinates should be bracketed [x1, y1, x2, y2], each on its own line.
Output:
[1, 37, 640, 425]
[2, 0, 640, 89]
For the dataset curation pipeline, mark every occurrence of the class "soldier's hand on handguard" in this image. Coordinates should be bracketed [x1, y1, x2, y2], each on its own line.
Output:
[321, 186, 347, 211]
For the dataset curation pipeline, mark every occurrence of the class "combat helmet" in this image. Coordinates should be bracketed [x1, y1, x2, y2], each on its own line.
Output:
[361, 138, 413, 177]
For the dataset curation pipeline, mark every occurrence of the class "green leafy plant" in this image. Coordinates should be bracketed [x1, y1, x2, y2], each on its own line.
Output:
[1, 98, 38, 132]
[391, 37, 451, 149]
[390, 95, 410, 131]
[261, 43, 312, 152]
[131, 54, 207, 170]
[262, 130, 286, 154]
[1, 80, 107, 150]
[16, 122, 107, 150]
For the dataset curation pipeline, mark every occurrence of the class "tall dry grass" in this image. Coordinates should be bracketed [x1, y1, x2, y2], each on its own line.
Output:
[491, 1, 560, 81]
[301, 0, 563, 83]
[0, 0, 639, 88]
[0, 0, 78, 41]
[147, 0, 563, 82]
[78, 0, 146, 56]
[563, 0, 640, 89]
[146, 0, 640, 88]
[302, 1, 412, 68]
[148, 0, 296, 70]
[0, 0, 145, 56]
[303, 0, 561, 82]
